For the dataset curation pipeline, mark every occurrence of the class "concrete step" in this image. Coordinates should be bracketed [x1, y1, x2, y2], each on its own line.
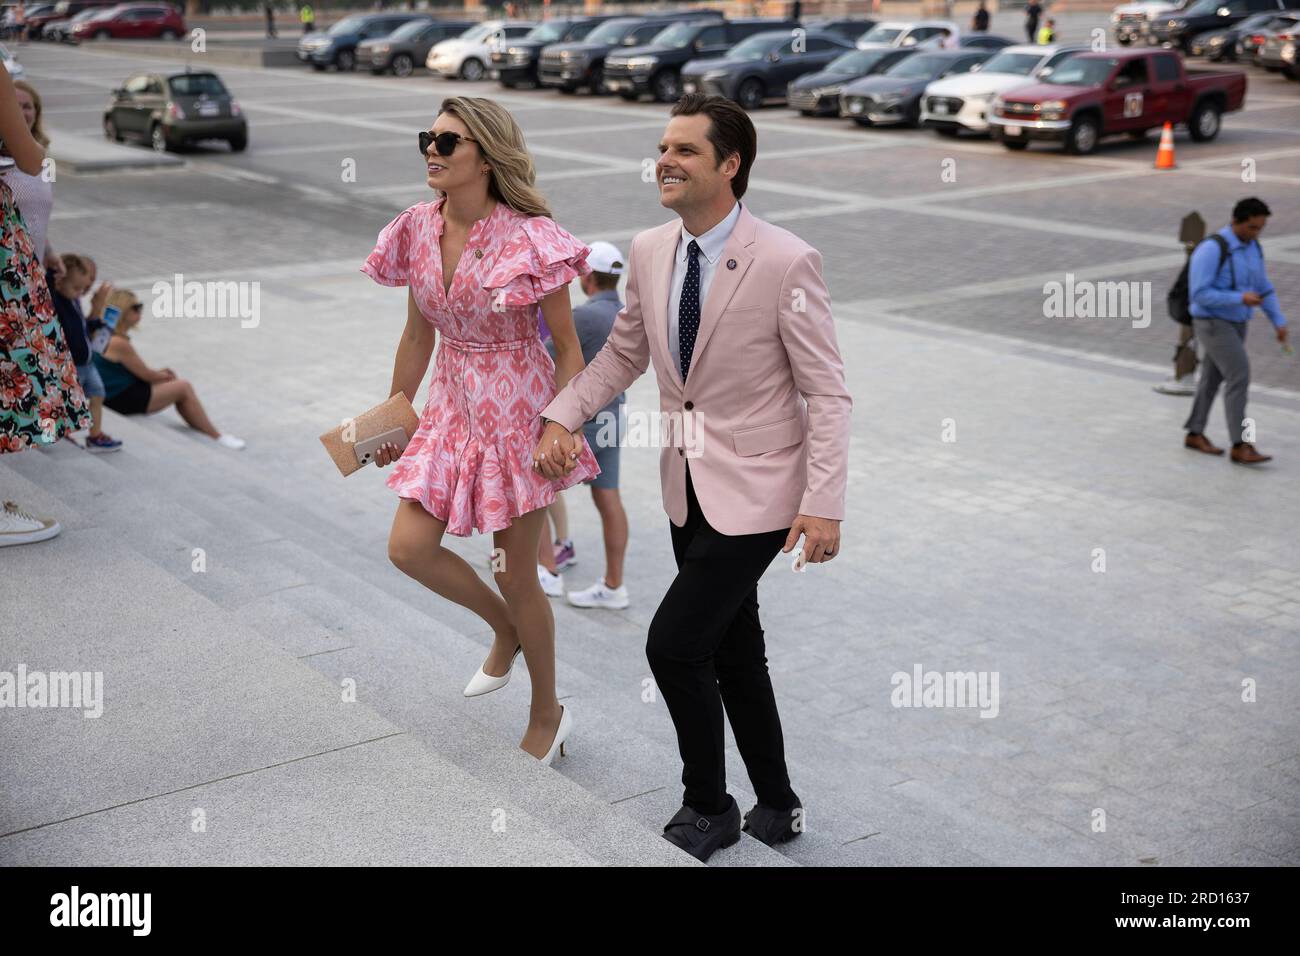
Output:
[4, 427, 810, 864]
[0, 522, 599, 865]
[2, 444, 710, 865]
[2, 429, 794, 864]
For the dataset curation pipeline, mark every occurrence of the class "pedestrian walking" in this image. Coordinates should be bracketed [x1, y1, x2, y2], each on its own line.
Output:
[1025, 0, 1042, 44]
[1183, 197, 1289, 464]
[299, 3, 314, 35]
[265, 2, 277, 39]
[973, 1, 990, 32]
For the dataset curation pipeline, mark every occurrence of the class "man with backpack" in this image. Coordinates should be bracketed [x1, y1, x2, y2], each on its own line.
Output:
[1182, 197, 1288, 464]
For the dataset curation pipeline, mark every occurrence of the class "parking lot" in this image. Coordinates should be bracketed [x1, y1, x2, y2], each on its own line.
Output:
[21, 23, 1300, 390]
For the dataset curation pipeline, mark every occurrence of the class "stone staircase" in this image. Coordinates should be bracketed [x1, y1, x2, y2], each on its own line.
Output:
[0, 412, 809, 866]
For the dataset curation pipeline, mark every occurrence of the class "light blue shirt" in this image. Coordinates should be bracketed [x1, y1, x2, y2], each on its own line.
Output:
[1189, 224, 1286, 328]
[668, 201, 741, 373]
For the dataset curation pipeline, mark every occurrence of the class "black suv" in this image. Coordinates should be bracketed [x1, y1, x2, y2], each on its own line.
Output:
[1145, 0, 1288, 51]
[538, 12, 720, 94]
[492, 16, 615, 88]
[681, 28, 856, 110]
[297, 12, 426, 71]
[604, 17, 796, 102]
[800, 17, 878, 43]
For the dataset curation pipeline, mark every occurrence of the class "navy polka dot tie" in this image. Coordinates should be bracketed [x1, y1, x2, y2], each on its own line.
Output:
[678, 239, 701, 381]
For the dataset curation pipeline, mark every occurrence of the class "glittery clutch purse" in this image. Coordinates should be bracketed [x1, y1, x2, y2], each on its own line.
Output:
[319, 392, 419, 477]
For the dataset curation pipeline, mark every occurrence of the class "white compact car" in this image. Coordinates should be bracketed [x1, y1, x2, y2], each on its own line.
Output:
[856, 20, 962, 51]
[1111, 2, 1180, 45]
[426, 20, 535, 81]
[920, 44, 1087, 135]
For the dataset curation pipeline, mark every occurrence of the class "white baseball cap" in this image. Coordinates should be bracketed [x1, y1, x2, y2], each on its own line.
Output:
[586, 240, 625, 276]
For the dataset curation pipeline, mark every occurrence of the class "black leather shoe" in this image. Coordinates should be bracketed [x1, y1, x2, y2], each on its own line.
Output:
[661, 797, 741, 862]
[742, 799, 804, 847]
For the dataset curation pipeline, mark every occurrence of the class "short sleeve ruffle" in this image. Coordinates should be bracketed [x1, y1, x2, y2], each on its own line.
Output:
[362, 205, 417, 287]
[482, 215, 591, 307]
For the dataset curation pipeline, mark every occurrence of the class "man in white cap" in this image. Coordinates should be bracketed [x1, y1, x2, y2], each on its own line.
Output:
[543, 240, 633, 609]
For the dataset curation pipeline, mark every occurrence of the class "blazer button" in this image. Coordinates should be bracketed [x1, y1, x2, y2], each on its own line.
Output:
[684, 401, 694, 410]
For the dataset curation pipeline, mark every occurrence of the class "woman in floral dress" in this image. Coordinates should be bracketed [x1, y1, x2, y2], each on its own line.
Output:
[364, 97, 601, 764]
[0, 65, 91, 548]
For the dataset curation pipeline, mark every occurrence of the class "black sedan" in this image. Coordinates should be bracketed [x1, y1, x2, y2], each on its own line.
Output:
[681, 29, 856, 110]
[1188, 10, 1294, 59]
[960, 33, 1017, 49]
[787, 46, 916, 116]
[839, 49, 993, 128]
[358, 18, 474, 77]
[104, 70, 247, 153]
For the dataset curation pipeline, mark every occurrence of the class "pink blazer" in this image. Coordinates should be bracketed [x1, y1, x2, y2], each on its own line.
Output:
[541, 204, 852, 536]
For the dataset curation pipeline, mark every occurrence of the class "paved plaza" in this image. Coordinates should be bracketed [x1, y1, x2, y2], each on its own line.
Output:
[2, 25, 1298, 866]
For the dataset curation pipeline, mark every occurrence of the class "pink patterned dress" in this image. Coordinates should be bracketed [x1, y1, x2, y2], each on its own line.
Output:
[362, 196, 601, 537]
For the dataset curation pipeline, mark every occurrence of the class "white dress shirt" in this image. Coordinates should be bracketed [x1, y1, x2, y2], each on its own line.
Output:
[668, 201, 741, 374]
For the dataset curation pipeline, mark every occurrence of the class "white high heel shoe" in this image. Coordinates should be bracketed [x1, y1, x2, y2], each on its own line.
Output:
[540, 704, 573, 767]
[463, 645, 521, 698]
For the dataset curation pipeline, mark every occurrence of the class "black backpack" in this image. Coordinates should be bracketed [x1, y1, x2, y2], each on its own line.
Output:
[1167, 234, 1260, 325]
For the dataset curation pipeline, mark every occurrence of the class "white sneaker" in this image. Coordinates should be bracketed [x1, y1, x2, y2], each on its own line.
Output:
[537, 564, 564, 598]
[215, 433, 246, 450]
[0, 500, 62, 547]
[1153, 377, 1196, 396]
[566, 578, 630, 610]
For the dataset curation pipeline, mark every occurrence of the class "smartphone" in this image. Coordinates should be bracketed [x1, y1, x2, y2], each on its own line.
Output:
[354, 427, 409, 467]
[101, 304, 121, 330]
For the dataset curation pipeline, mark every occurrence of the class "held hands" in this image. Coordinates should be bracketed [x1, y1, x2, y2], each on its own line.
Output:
[783, 515, 842, 566]
[533, 419, 582, 479]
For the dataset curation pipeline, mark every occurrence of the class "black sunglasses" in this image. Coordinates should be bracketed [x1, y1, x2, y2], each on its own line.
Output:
[419, 130, 479, 158]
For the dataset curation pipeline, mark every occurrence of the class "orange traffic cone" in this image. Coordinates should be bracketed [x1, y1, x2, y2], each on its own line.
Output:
[1155, 122, 1176, 170]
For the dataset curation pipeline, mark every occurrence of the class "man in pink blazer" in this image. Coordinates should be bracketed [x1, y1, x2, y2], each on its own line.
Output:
[533, 93, 852, 862]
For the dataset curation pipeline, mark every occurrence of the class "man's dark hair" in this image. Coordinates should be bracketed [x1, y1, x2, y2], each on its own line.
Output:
[1233, 197, 1271, 222]
[591, 269, 621, 291]
[670, 93, 756, 200]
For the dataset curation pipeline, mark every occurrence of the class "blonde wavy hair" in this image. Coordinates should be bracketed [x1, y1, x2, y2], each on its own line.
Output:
[14, 80, 49, 149]
[438, 96, 551, 218]
[106, 289, 142, 336]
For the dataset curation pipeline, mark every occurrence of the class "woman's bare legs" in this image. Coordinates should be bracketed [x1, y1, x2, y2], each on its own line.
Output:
[388, 499, 518, 675]
[146, 378, 220, 438]
[550, 494, 569, 541]
[590, 487, 628, 589]
[493, 506, 563, 758]
[537, 508, 557, 573]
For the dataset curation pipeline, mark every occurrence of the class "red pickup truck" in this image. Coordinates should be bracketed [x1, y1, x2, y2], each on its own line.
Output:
[987, 49, 1246, 155]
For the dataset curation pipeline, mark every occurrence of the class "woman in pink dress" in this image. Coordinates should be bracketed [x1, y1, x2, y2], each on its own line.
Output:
[363, 96, 600, 765]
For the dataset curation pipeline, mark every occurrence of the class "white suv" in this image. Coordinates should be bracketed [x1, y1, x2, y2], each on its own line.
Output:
[426, 20, 536, 81]
[856, 20, 962, 51]
[921, 44, 1087, 135]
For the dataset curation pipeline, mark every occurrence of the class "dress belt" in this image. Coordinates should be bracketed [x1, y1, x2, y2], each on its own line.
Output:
[440, 335, 535, 353]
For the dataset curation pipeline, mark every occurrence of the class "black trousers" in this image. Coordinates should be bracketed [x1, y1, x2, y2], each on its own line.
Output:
[647, 462, 798, 816]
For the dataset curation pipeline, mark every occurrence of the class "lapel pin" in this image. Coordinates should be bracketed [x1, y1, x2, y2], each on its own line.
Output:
[474, 249, 483, 259]
[726, 258, 737, 270]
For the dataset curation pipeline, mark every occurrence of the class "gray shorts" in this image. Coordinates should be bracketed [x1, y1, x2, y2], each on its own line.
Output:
[583, 407, 624, 490]
[75, 361, 106, 399]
